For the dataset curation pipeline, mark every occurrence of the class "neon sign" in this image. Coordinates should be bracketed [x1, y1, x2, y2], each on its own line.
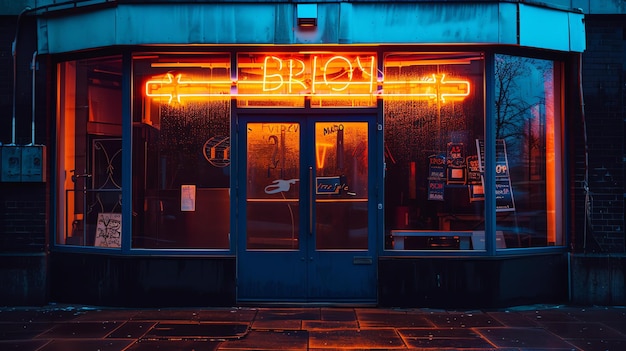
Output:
[145, 73, 231, 103]
[144, 54, 472, 103]
[257, 55, 376, 94]
[384, 74, 470, 103]
[315, 143, 333, 169]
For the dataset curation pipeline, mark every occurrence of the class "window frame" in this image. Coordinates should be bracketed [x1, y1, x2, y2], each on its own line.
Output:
[51, 48, 569, 257]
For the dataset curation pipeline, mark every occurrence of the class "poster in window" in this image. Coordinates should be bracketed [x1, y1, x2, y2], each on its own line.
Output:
[94, 213, 121, 248]
[467, 155, 481, 184]
[428, 154, 446, 179]
[469, 183, 485, 202]
[475, 139, 515, 211]
[428, 180, 445, 201]
[446, 142, 466, 184]
[495, 179, 515, 211]
[428, 154, 446, 201]
[467, 155, 484, 202]
[181, 185, 196, 211]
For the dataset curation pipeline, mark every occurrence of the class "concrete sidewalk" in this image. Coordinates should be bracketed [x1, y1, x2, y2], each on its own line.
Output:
[1, 304, 625, 350]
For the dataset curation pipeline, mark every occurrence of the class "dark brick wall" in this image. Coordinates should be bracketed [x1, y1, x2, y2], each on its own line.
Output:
[578, 16, 626, 253]
[0, 16, 16, 144]
[0, 15, 48, 254]
[0, 183, 47, 251]
[0, 15, 49, 305]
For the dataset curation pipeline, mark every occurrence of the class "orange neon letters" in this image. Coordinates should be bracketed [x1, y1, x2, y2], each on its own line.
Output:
[144, 55, 471, 103]
[145, 72, 230, 103]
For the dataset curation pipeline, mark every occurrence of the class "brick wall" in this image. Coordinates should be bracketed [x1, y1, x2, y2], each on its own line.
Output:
[0, 15, 48, 305]
[0, 183, 47, 251]
[579, 16, 626, 253]
[0, 16, 47, 253]
[0, 16, 16, 144]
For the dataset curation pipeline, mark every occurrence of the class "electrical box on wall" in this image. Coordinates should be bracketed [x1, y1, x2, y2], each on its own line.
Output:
[1, 146, 22, 182]
[22, 145, 46, 182]
[0, 145, 46, 182]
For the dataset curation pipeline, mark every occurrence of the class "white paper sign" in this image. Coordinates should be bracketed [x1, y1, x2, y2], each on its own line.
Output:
[94, 213, 121, 247]
[181, 184, 196, 211]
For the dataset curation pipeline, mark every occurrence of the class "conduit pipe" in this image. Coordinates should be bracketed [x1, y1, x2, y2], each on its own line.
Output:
[10, 7, 33, 145]
[31, 51, 37, 145]
[579, 53, 591, 253]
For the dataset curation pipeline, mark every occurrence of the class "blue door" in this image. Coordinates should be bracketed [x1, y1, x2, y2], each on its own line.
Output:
[237, 115, 378, 303]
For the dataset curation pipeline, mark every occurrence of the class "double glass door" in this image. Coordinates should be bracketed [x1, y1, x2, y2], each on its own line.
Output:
[237, 115, 378, 303]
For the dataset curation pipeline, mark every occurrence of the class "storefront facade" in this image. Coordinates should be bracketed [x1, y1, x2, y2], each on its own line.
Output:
[5, 1, 587, 307]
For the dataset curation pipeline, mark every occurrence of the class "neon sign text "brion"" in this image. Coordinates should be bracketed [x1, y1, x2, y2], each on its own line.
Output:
[261, 55, 376, 93]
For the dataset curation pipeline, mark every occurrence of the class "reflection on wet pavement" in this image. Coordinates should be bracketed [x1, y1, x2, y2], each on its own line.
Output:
[0, 305, 624, 350]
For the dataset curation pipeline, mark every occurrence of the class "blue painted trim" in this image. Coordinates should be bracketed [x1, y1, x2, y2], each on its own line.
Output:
[484, 52, 497, 256]
[38, 2, 584, 54]
[121, 51, 132, 254]
[381, 245, 567, 258]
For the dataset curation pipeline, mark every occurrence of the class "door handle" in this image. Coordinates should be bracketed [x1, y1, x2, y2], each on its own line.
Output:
[70, 170, 92, 183]
[309, 166, 313, 235]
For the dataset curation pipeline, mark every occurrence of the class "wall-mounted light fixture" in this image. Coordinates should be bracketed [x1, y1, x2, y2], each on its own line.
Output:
[297, 4, 317, 27]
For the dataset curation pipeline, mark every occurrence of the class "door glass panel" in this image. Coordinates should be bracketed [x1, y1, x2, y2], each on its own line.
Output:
[315, 122, 368, 250]
[246, 123, 301, 249]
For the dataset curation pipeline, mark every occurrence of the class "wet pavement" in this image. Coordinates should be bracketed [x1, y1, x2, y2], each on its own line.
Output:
[0, 304, 625, 350]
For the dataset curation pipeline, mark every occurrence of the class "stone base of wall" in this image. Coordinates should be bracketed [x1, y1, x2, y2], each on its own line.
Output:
[570, 254, 625, 305]
[49, 252, 236, 307]
[8, 251, 624, 307]
[379, 253, 568, 309]
[0, 253, 48, 306]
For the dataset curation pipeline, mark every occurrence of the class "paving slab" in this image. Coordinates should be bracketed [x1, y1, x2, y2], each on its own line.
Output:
[0, 339, 50, 351]
[218, 330, 308, 351]
[566, 338, 626, 351]
[127, 339, 222, 351]
[540, 321, 626, 340]
[145, 322, 249, 340]
[320, 307, 357, 321]
[426, 311, 504, 328]
[486, 311, 539, 327]
[309, 328, 405, 349]
[106, 321, 156, 339]
[355, 309, 433, 328]
[256, 308, 321, 321]
[302, 320, 359, 329]
[0, 322, 55, 340]
[476, 326, 579, 349]
[36, 339, 134, 351]
[196, 308, 258, 323]
[36, 321, 121, 339]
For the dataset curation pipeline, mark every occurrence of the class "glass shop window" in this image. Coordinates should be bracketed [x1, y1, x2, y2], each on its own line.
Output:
[383, 53, 486, 250]
[56, 56, 123, 248]
[132, 53, 231, 249]
[493, 55, 563, 248]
